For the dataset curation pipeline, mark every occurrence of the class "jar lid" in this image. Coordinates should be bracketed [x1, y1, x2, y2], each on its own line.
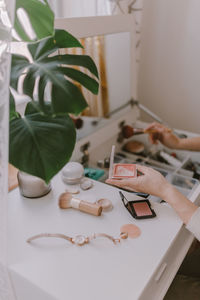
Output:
[62, 162, 84, 180]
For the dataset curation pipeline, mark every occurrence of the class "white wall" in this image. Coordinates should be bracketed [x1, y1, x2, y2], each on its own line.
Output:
[49, 0, 109, 18]
[139, 0, 200, 133]
[105, 32, 131, 113]
[0, 1, 17, 298]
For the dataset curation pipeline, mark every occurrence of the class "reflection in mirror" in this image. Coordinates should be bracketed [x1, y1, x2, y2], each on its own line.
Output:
[60, 32, 131, 140]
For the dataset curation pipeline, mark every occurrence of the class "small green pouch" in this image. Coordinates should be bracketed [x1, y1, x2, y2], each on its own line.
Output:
[84, 168, 105, 180]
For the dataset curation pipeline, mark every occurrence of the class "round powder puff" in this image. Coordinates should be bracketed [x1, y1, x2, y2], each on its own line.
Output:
[120, 224, 141, 239]
[96, 198, 113, 210]
[65, 187, 80, 194]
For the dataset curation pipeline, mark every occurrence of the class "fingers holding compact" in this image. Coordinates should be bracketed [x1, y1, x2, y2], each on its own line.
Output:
[106, 164, 170, 199]
[106, 165, 146, 192]
[106, 178, 139, 192]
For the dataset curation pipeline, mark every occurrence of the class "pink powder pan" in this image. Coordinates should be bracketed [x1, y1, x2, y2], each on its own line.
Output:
[119, 191, 156, 220]
[128, 200, 156, 219]
[112, 163, 137, 179]
[133, 202, 152, 217]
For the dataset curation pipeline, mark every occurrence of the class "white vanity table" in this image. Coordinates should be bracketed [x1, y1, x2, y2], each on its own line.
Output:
[7, 108, 200, 300]
[7, 15, 200, 300]
[8, 167, 200, 300]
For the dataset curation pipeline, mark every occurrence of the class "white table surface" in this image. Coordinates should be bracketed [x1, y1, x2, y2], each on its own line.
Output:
[8, 173, 186, 300]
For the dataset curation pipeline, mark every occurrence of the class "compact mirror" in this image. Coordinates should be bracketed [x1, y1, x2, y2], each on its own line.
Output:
[55, 15, 137, 141]
[60, 32, 131, 140]
[77, 32, 131, 140]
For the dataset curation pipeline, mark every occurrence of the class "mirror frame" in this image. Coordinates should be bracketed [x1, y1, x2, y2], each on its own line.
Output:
[55, 14, 137, 106]
[55, 15, 138, 159]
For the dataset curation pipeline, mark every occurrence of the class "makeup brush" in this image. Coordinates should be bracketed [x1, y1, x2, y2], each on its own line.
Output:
[58, 192, 102, 216]
[122, 125, 171, 139]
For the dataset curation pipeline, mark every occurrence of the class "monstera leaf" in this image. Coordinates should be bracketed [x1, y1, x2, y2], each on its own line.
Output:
[10, 3, 99, 182]
[9, 92, 20, 121]
[9, 102, 76, 183]
[14, 0, 54, 42]
[10, 29, 99, 115]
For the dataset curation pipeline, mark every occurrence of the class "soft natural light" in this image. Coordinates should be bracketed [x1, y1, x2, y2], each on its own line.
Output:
[17, 8, 36, 40]
[1, 10, 11, 28]
[0, 0, 12, 27]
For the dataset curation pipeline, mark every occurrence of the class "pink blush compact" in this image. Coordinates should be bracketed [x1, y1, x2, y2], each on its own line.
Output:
[108, 145, 137, 179]
[119, 192, 156, 219]
[112, 164, 137, 179]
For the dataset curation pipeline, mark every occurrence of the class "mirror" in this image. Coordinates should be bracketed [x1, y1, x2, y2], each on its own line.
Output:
[62, 32, 132, 140]
[55, 15, 137, 141]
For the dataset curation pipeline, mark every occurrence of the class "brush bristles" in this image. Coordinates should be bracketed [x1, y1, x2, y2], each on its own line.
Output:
[122, 125, 134, 138]
[58, 192, 72, 208]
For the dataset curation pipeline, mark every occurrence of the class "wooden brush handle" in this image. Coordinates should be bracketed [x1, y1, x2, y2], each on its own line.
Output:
[144, 128, 158, 134]
[122, 125, 172, 138]
[144, 128, 172, 134]
[79, 201, 102, 216]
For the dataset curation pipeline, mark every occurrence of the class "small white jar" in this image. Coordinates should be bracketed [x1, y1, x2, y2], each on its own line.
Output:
[62, 162, 84, 185]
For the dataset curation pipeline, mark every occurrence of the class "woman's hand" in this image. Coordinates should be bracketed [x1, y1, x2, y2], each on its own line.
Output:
[146, 122, 181, 149]
[107, 165, 199, 226]
[106, 165, 172, 199]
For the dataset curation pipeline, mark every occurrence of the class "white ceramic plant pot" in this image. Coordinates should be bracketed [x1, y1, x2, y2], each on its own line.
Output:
[17, 171, 51, 198]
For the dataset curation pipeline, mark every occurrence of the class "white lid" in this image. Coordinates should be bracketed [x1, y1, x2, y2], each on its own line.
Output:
[62, 162, 84, 180]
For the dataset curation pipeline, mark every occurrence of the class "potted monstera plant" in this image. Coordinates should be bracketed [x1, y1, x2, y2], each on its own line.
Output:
[9, 0, 99, 193]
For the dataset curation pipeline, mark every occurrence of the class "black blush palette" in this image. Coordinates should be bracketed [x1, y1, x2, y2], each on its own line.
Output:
[119, 191, 156, 219]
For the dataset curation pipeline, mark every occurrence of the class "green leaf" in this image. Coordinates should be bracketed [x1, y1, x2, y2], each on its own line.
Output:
[61, 67, 99, 94]
[9, 111, 76, 183]
[10, 30, 99, 115]
[38, 76, 48, 112]
[49, 54, 99, 79]
[51, 75, 88, 114]
[28, 29, 83, 60]
[14, 0, 54, 42]
[23, 69, 36, 98]
[9, 92, 20, 121]
[25, 101, 52, 115]
[10, 54, 29, 90]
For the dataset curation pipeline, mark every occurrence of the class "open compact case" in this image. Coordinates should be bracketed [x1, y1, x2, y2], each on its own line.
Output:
[108, 145, 137, 179]
[119, 191, 156, 219]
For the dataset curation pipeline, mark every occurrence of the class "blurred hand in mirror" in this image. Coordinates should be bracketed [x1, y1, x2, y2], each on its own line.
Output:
[146, 122, 181, 149]
[146, 122, 200, 151]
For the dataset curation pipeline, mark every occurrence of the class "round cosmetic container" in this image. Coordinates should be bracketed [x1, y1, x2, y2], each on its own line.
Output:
[62, 162, 84, 185]
[123, 140, 145, 154]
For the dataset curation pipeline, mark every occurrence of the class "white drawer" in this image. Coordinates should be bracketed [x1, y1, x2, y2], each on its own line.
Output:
[139, 227, 194, 300]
